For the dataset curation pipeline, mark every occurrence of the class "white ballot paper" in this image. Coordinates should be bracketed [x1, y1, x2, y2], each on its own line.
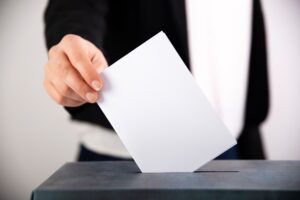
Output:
[97, 31, 236, 173]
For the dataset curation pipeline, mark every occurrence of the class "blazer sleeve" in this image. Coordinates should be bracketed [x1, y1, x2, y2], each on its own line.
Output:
[44, 0, 109, 51]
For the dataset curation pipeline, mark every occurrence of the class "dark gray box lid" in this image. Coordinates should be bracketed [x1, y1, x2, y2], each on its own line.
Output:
[33, 160, 300, 200]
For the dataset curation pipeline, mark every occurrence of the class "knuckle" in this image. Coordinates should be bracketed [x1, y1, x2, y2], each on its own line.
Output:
[78, 82, 88, 94]
[60, 84, 70, 95]
[62, 34, 81, 44]
[66, 77, 87, 98]
[56, 95, 66, 105]
[60, 65, 70, 77]
[82, 71, 94, 84]
[72, 61, 95, 83]
[48, 45, 60, 57]
[71, 56, 85, 67]
[65, 71, 76, 85]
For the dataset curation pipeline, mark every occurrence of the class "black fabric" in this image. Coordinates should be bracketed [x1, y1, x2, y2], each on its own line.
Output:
[78, 145, 132, 161]
[44, 0, 269, 159]
[238, 0, 269, 159]
[244, 0, 269, 127]
[238, 126, 265, 159]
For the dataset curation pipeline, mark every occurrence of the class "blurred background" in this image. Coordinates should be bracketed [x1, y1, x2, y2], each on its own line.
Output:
[0, 0, 299, 199]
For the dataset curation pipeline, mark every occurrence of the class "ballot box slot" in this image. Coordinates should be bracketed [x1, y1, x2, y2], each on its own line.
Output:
[195, 170, 239, 173]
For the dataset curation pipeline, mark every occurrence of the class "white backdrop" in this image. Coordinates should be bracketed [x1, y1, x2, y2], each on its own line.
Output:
[0, 1, 79, 199]
[0, 0, 299, 199]
[261, 0, 300, 160]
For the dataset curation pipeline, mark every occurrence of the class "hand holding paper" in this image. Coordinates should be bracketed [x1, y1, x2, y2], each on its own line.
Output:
[97, 32, 236, 173]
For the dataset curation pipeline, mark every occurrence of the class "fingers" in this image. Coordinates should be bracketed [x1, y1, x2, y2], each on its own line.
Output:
[44, 80, 85, 107]
[45, 51, 99, 104]
[45, 34, 108, 107]
[60, 34, 104, 91]
[64, 64, 99, 103]
[51, 77, 85, 102]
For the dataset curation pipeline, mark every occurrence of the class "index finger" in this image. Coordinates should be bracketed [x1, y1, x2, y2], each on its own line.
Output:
[60, 35, 103, 91]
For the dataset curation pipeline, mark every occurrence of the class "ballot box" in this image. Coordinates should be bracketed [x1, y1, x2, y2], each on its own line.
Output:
[32, 161, 300, 200]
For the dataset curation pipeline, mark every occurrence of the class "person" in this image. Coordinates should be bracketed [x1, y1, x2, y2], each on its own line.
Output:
[43, 0, 269, 161]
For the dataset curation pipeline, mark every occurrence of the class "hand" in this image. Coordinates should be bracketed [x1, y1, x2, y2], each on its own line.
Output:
[44, 34, 108, 107]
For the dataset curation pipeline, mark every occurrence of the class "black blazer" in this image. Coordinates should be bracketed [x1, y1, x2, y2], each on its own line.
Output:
[44, 0, 190, 129]
[44, 0, 269, 149]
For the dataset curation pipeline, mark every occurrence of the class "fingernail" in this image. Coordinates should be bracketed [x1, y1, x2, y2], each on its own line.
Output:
[85, 92, 97, 103]
[92, 80, 102, 91]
